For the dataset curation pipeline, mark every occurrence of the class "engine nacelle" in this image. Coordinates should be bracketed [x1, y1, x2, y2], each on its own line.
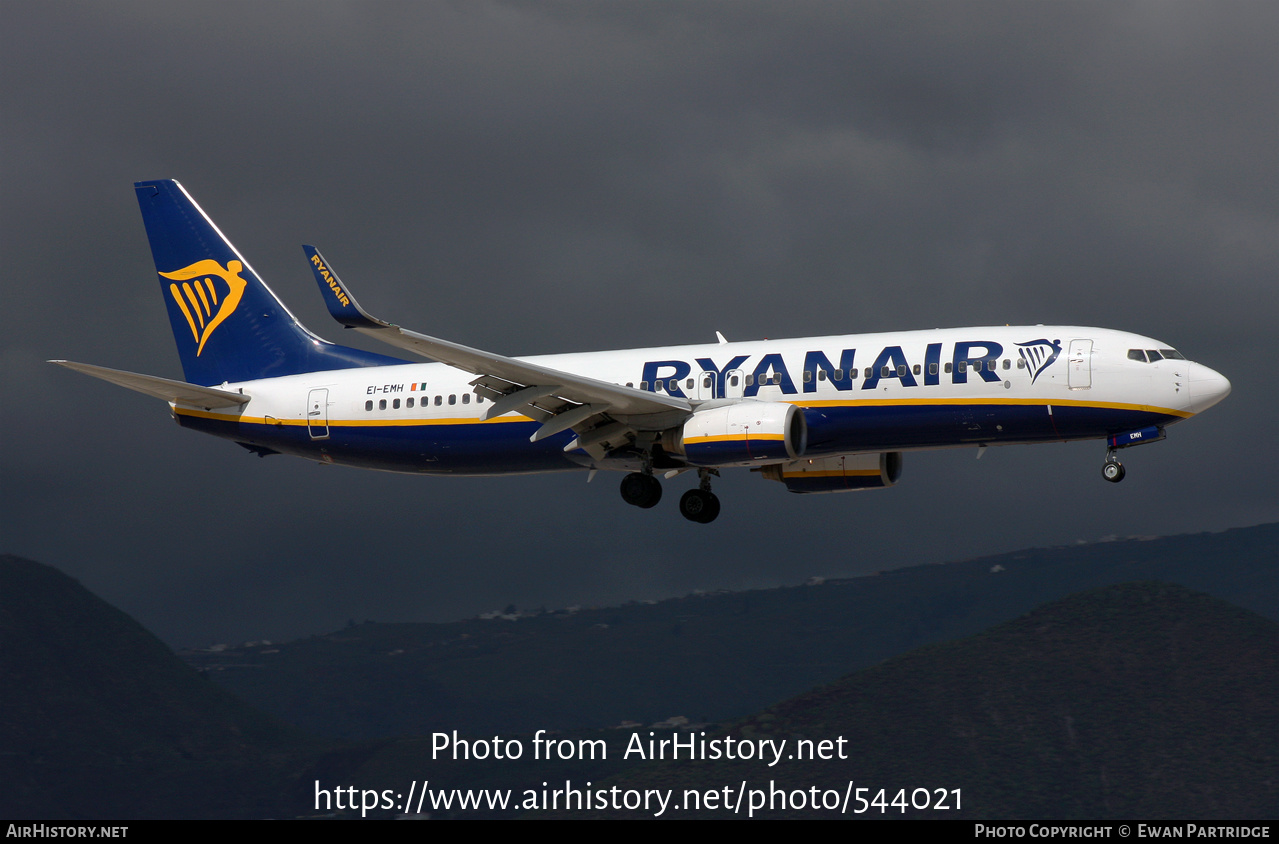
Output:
[663, 401, 807, 467]
[758, 452, 902, 494]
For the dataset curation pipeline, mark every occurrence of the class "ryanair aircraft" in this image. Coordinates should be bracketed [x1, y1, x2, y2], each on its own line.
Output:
[53, 180, 1231, 523]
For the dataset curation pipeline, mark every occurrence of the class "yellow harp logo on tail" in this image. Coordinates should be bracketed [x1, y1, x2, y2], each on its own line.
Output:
[160, 260, 248, 356]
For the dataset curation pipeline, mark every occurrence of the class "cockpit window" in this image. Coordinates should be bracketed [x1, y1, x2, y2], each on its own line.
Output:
[1129, 348, 1186, 363]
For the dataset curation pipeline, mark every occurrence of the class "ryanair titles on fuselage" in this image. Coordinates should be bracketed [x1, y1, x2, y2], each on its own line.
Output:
[640, 337, 1061, 399]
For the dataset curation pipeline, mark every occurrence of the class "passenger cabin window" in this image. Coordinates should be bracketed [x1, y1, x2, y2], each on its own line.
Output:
[407, 397, 414, 408]
[434, 395, 442, 406]
[897, 364, 907, 377]
[929, 363, 938, 375]
[365, 400, 373, 411]
[804, 370, 813, 383]
[1003, 359, 1011, 370]
[393, 398, 400, 409]
[1017, 359, 1026, 369]
[379, 399, 387, 410]
[462, 394, 470, 404]
[686, 378, 694, 390]
[913, 364, 921, 375]
[448, 395, 456, 405]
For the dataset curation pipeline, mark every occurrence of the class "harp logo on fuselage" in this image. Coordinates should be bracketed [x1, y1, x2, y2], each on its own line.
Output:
[1016, 339, 1062, 384]
[160, 260, 248, 356]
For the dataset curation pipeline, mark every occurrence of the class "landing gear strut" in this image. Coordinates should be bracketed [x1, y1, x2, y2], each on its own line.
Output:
[1102, 449, 1126, 483]
[679, 469, 721, 523]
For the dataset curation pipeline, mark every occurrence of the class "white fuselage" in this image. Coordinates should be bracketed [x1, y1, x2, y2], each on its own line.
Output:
[170, 325, 1230, 476]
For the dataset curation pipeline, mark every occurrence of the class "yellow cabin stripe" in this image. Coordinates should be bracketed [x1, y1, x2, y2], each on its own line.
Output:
[175, 407, 534, 427]
[175, 397, 1191, 427]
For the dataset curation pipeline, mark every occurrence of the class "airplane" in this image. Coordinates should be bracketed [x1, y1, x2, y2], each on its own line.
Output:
[52, 180, 1231, 524]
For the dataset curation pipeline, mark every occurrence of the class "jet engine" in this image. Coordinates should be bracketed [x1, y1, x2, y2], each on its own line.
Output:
[661, 401, 807, 467]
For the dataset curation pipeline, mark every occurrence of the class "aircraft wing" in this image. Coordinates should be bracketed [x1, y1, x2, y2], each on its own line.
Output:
[304, 246, 690, 450]
[50, 360, 251, 408]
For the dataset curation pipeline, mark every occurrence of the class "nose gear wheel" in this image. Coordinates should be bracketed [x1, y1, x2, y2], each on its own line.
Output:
[1102, 449, 1125, 483]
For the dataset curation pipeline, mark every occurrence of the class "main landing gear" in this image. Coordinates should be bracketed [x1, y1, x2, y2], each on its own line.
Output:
[619, 471, 662, 508]
[679, 469, 721, 524]
[619, 466, 721, 523]
[1102, 449, 1126, 484]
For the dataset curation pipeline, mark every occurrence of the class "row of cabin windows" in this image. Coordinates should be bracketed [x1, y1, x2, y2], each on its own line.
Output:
[361, 355, 1035, 412]
[622, 359, 1027, 392]
[365, 394, 486, 412]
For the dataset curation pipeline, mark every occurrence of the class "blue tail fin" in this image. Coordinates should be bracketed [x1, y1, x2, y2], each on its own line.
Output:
[135, 180, 405, 385]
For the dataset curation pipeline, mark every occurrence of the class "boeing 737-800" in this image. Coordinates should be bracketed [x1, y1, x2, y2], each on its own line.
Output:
[53, 180, 1231, 523]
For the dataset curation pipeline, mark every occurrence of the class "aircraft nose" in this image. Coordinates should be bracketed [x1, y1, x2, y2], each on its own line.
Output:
[1186, 362, 1231, 413]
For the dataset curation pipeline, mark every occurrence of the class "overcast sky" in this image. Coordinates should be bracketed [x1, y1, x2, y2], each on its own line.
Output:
[2, 1, 1274, 648]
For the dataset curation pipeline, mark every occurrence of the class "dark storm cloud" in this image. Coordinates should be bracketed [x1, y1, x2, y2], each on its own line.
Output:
[1, 2, 1273, 647]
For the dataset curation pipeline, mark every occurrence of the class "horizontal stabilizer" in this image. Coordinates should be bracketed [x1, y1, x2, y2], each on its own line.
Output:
[49, 361, 250, 408]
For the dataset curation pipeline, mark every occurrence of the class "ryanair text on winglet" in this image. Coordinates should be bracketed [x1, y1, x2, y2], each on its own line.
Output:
[311, 254, 351, 308]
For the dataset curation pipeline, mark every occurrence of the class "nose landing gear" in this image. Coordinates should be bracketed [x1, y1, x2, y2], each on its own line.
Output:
[1102, 449, 1126, 483]
[1099, 426, 1166, 484]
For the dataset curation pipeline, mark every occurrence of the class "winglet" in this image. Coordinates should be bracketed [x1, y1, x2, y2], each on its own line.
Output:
[303, 245, 391, 330]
